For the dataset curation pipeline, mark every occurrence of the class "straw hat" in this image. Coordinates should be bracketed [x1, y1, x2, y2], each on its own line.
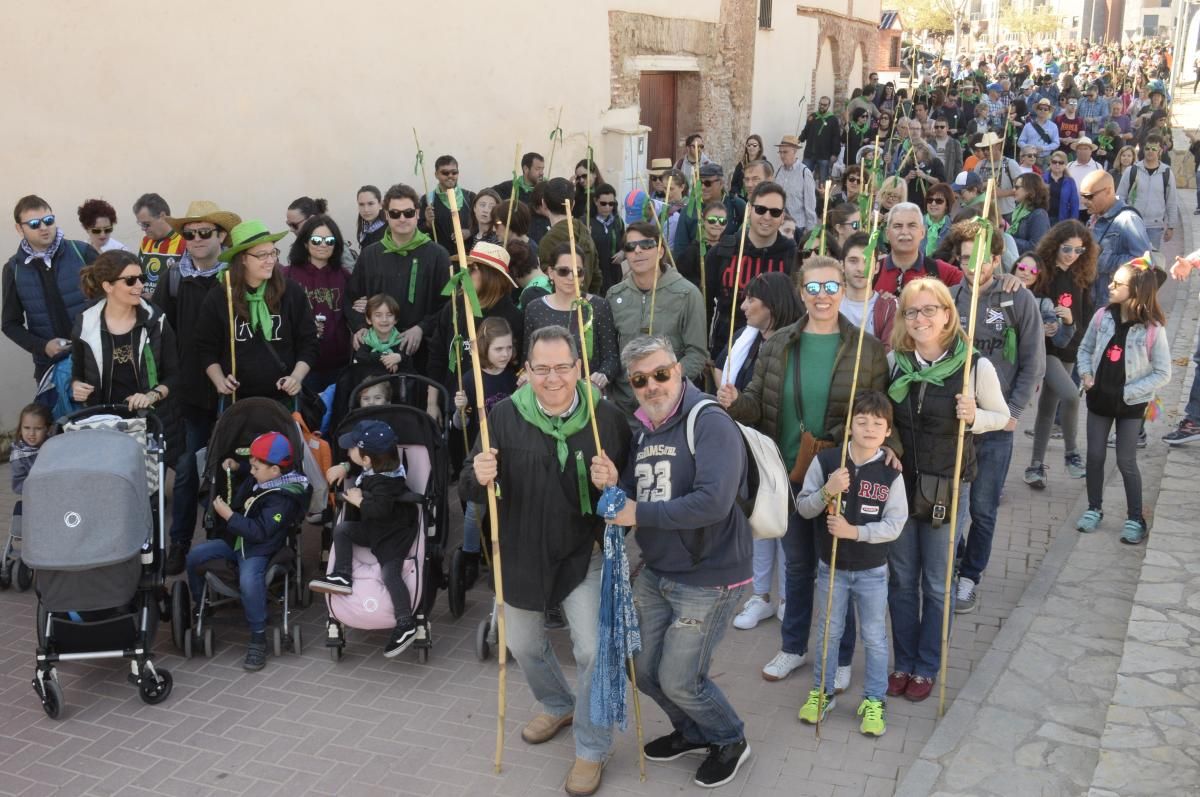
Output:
[977, 131, 1004, 148]
[1072, 136, 1096, 151]
[647, 158, 673, 176]
[166, 200, 241, 234]
[465, 241, 517, 287]
[777, 135, 802, 149]
[217, 220, 288, 263]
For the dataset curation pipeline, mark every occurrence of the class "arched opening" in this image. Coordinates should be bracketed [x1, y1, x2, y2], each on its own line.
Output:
[816, 37, 836, 102]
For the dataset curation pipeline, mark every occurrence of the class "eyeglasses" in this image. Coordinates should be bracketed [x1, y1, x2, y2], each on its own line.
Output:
[575, 174, 589, 182]
[529, 363, 577, 377]
[1015, 263, 1039, 274]
[180, 228, 218, 241]
[245, 248, 281, 262]
[439, 169, 459, 177]
[705, 215, 728, 225]
[1109, 279, 1129, 288]
[22, 215, 55, 230]
[837, 219, 862, 229]
[1021, 153, 1037, 159]
[1079, 189, 1106, 200]
[623, 238, 658, 253]
[1050, 159, 1067, 165]
[89, 226, 114, 235]
[387, 208, 419, 219]
[926, 197, 946, 205]
[113, 273, 146, 287]
[752, 204, 784, 218]
[1145, 145, 1161, 153]
[628, 366, 675, 389]
[803, 280, 843, 296]
[847, 175, 861, 183]
[553, 266, 584, 278]
[701, 179, 720, 187]
[1060, 244, 1086, 255]
[309, 235, 337, 246]
[903, 304, 945, 320]
[597, 200, 616, 207]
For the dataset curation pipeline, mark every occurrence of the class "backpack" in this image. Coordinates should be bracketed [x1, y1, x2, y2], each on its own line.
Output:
[683, 399, 790, 541]
[1125, 164, 1172, 209]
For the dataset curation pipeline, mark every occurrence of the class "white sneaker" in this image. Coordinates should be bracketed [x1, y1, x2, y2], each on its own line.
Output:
[733, 594, 777, 630]
[761, 651, 806, 682]
[955, 576, 978, 614]
[776, 601, 786, 622]
[834, 665, 852, 694]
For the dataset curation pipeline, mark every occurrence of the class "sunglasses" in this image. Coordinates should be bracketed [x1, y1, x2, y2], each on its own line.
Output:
[22, 215, 55, 230]
[1021, 153, 1037, 159]
[903, 304, 945, 320]
[309, 235, 337, 246]
[705, 215, 728, 225]
[752, 204, 784, 218]
[439, 169, 459, 177]
[113, 273, 146, 287]
[180, 228, 218, 241]
[847, 175, 861, 183]
[628, 366, 674, 389]
[803, 280, 843, 296]
[575, 174, 589, 182]
[1145, 146, 1161, 153]
[701, 179, 720, 187]
[1050, 159, 1067, 165]
[89, 226, 114, 235]
[927, 197, 946, 205]
[597, 200, 616, 207]
[623, 239, 658, 253]
[1059, 244, 1086, 255]
[1079, 191, 1102, 200]
[837, 220, 862, 229]
[1016, 263, 1039, 274]
[553, 266, 584, 278]
[387, 208, 419, 219]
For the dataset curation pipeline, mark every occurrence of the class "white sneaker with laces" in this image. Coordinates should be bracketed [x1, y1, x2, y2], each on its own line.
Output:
[955, 576, 978, 614]
[834, 665, 852, 694]
[762, 651, 806, 682]
[733, 594, 777, 630]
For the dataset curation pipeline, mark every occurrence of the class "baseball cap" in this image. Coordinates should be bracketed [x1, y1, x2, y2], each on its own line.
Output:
[951, 171, 983, 193]
[987, 82, 1002, 93]
[338, 420, 398, 456]
[242, 431, 294, 469]
[698, 162, 724, 179]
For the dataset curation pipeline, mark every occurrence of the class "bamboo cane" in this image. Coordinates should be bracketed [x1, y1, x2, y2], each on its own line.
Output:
[585, 133, 594, 225]
[565, 202, 647, 781]
[547, 106, 564, 177]
[937, 179, 995, 719]
[503, 143, 520, 247]
[814, 230, 880, 738]
[640, 173, 679, 271]
[446, 191, 508, 772]
[224, 271, 237, 402]
[722, 211, 752, 383]
[693, 140, 708, 311]
[818, 179, 833, 255]
[413, 128, 437, 245]
[647, 174, 674, 334]
[449, 285, 470, 457]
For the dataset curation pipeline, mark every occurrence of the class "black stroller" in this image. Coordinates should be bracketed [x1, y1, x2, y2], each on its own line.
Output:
[322, 374, 449, 663]
[169, 398, 312, 659]
[23, 406, 173, 718]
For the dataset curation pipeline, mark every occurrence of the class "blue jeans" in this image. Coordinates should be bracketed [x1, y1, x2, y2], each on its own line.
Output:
[751, 537, 785, 597]
[813, 562, 889, 700]
[959, 431, 1013, 584]
[505, 552, 608, 762]
[804, 157, 832, 185]
[1146, 227, 1164, 251]
[170, 410, 215, 546]
[780, 503, 857, 666]
[633, 568, 747, 746]
[888, 483, 970, 679]
[1186, 321, 1200, 424]
[185, 540, 270, 634]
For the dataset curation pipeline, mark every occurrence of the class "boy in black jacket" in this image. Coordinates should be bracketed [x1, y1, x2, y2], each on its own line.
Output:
[187, 431, 309, 671]
[794, 391, 907, 737]
[309, 419, 421, 657]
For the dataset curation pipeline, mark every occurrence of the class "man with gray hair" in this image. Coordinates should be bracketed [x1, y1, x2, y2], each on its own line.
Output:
[872, 203, 964, 295]
[460, 325, 631, 796]
[590, 334, 753, 789]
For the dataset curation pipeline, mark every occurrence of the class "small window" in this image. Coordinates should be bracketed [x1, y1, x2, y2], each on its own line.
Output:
[890, 38, 901, 68]
[759, 0, 773, 29]
[1143, 13, 1158, 34]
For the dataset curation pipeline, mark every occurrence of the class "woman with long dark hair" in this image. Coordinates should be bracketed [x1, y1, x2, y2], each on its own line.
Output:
[286, 214, 352, 391]
[731, 134, 770, 197]
[355, 185, 387, 250]
[572, 159, 605, 219]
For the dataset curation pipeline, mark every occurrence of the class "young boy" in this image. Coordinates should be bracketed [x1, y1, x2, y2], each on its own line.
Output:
[794, 391, 907, 736]
[309, 419, 421, 657]
[186, 431, 309, 672]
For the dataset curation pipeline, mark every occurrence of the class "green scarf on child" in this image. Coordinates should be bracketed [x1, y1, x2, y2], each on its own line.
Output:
[363, 327, 403, 354]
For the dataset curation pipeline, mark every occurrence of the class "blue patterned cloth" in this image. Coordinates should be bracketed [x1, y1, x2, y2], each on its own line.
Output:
[590, 486, 642, 730]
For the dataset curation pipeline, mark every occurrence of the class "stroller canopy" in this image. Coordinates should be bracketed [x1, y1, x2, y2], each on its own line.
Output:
[203, 398, 305, 482]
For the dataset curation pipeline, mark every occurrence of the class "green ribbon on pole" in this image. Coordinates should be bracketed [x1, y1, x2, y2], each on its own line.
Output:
[549, 124, 563, 144]
[448, 334, 464, 373]
[413, 148, 424, 177]
[862, 226, 882, 268]
[570, 296, 595, 359]
[441, 269, 482, 318]
[803, 224, 825, 253]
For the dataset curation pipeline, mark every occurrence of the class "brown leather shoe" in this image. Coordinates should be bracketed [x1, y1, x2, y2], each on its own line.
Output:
[564, 757, 604, 796]
[521, 712, 574, 744]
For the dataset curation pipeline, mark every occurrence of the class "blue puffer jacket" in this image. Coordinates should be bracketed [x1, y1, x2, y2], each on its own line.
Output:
[2, 239, 96, 376]
[1077, 306, 1172, 406]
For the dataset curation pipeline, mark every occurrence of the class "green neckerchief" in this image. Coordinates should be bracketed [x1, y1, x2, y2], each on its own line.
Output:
[519, 273, 552, 310]
[887, 338, 970, 403]
[924, 214, 949, 257]
[510, 381, 597, 515]
[1098, 134, 1115, 152]
[850, 119, 871, 137]
[381, 229, 432, 302]
[1009, 202, 1033, 234]
[813, 111, 834, 136]
[434, 185, 465, 212]
[363, 327, 402, 354]
[245, 283, 272, 338]
[513, 173, 535, 195]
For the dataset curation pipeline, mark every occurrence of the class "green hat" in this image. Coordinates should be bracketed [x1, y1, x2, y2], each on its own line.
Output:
[217, 219, 288, 263]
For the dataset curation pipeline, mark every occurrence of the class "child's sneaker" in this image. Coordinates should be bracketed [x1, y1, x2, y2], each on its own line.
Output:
[243, 638, 267, 671]
[309, 573, 352, 595]
[1064, 452, 1086, 479]
[797, 689, 836, 724]
[1023, 464, 1047, 489]
[1120, 518, 1148, 545]
[1076, 508, 1103, 533]
[384, 619, 417, 658]
[857, 698, 886, 737]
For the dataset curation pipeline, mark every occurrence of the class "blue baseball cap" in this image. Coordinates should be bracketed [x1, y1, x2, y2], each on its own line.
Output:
[338, 420, 397, 455]
[952, 171, 982, 193]
[986, 82, 1002, 93]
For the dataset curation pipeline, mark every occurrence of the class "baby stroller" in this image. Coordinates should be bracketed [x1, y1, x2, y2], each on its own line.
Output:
[23, 405, 172, 719]
[169, 398, 312, 659]
[323, 374, 449, 663]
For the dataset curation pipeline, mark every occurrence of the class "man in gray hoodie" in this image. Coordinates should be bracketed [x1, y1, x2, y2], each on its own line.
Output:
[949, 220, 1046, 613]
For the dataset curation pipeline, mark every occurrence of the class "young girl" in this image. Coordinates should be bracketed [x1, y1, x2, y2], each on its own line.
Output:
[1014, 252, 1075, 349]
[11, 403, 51, 500]
[453, 317, 517, 584]
[1075, 259, 1171, 544]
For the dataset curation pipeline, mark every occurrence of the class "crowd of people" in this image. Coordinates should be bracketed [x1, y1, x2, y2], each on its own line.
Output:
[3, 35, 1197, 797]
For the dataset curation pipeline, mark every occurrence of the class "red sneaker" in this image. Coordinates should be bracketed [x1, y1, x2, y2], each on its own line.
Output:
[905, 675, 934, 702]
[887, 671, 911, 697]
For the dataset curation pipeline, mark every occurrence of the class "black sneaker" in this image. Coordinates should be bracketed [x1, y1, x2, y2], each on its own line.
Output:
[463, 551, 480, 590]
[643, 730, 709, 762]
[544, 605, 567, 630]
[383, 620, 417, 658]
[165, 543, 189, 577]
[308, 573, 352, 595]
[693, 739, 751, 789]
[243, 640, 267, 671]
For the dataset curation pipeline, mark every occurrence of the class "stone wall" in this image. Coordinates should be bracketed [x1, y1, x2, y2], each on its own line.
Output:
[795, 6, 880, 111]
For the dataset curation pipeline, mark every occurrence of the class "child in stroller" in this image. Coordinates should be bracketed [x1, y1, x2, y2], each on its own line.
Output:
[310, 419, 421, 657]
[185, 431, 309, 671]
[1, 403, 51, 591]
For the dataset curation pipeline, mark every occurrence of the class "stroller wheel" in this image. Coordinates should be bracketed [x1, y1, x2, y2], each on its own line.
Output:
[291, 626, 303, 655]
[0, 563, 11, 591]
[16, 561, 33, 592]
[329, 644, 343, 662]
[271, 627, 282, 658]
[138, 669, 173, 705]
[183, 632, 194, 659]
[202, 628, 214, 658]
[448, 547, 466, 619]
[38, 676, 64, 720]
[417, 645, 429, 664]
[475, 617, 491, 662]
[170, 581, 191, 652]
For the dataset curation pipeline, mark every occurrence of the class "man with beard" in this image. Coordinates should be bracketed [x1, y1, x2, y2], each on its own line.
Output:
[419, 155, 475, 254]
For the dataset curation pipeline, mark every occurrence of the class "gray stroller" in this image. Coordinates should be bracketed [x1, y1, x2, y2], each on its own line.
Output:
[22, 407, 173, 719]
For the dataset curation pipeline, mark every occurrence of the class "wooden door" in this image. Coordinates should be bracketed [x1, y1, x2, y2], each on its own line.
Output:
[640, 72, 677, 162]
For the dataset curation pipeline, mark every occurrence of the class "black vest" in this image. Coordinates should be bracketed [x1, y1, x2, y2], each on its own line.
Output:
[813, 447, 901, 571]
[891, 354, 978, 499]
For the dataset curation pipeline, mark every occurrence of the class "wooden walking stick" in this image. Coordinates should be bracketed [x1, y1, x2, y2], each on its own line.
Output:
[223, 270, 237, 402]
[584, 132, 594, 222]
[565, 203, 647, 780]
[937, 180, 995, 719]
[639, 173, 679, 271]
[445, 191, 509, 773]
[413, 128, 437, 245]
[814, 223, 882, 737]
[692, 140, 708, 310]
[502, 143, 520, 247]
[647, 174, 674, 334]
[818, 179, 833, 255]
[722, 209, 752, 380]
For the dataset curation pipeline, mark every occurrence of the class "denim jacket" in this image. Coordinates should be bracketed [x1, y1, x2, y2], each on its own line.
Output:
[1077, 308, 1172, 406]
